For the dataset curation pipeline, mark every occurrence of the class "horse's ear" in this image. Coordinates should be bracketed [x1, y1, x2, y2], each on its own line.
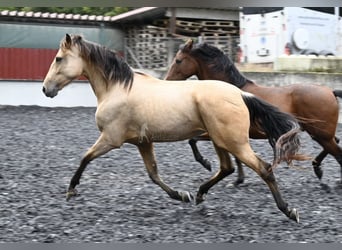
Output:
[65, 34, 72, 48]
[183, 39, 193, 52]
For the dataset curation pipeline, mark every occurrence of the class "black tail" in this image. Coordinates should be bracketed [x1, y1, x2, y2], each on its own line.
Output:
[241, 93, 304, 167]
[333, 90, 342, 98]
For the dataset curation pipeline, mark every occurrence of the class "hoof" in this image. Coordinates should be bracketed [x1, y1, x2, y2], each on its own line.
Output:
[289, 208, 299, 223]
[178, 191, 194, 203]
[66, 188, 78, 201]
[196, 193, 206, 205]
[313, 165, 323, 180]
[234, 178, 244, 186]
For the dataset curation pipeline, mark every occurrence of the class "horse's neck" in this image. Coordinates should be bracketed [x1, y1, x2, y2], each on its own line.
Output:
[199, 62, 251, 89]
[242, 81, 266, 94]
[225, 64, 252, 89]
[84, 70, 110, 102]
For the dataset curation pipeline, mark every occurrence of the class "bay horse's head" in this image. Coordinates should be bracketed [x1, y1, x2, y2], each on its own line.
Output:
[165, 39, 199, 80]
[43, 34, 84, 98]
[166, 39, 251, 88]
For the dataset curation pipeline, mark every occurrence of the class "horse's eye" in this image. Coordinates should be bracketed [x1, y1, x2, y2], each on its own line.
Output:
[175, 59, 182, 64]
[55, 57, 62, 63]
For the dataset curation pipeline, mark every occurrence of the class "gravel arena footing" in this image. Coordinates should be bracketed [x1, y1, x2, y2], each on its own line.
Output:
[1, 105, 342, 243]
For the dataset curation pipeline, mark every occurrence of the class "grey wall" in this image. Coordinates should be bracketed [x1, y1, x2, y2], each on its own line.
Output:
[0, 22, 124, 51]
[243, 71, 342, 90]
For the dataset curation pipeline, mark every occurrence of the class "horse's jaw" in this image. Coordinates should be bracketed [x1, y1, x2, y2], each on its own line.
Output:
[42, 77, 75, 98]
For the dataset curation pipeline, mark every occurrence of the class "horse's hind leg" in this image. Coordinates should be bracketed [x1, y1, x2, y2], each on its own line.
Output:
[66, 133, 114, 201]
[189, 137, 212, 171]
[196, 144, 235, 204]
[233, 145, 299, 222]
[138, 142, 193, 202]
[312, 136, 340, 180]
[312, 150, 328, 180]
[314, 136, 342, 183]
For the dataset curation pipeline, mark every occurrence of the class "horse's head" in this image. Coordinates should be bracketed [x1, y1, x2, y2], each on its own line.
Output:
[42, 34, 84, 98]
[164, 39, 198, 80]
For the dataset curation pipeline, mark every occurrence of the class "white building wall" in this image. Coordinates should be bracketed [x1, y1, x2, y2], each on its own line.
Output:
[0, 81, 96, 107]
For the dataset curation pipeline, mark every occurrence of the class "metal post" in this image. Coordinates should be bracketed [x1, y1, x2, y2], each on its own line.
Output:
[168, 8, 176, 66]
[335, 7, 339, 17]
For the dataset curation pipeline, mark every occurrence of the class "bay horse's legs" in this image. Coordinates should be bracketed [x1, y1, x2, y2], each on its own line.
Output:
[188, 137, 212, 171]
[196, 144, 235, 204]
[137, 142, 193, 202]
[312, 136, 340, 180]
[312, 150, 327, 180]
[66, 134, 114, 200]
[189, 136, 246, 184]
[312, 136, 342, 183]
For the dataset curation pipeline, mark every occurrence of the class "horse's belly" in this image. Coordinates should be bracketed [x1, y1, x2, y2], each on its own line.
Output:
[151, 129, 205, 142]
[137, 121, 205, 143]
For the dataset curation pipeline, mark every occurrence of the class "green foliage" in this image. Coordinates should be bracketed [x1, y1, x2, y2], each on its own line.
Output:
[0, 7, 133, 16]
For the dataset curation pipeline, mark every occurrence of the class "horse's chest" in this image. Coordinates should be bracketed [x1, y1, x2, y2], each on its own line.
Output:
[95, 101, 128, 131]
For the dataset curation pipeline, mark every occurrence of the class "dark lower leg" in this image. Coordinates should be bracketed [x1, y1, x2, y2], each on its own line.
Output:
[189, 138, 212, 171]
[68, 155, 91, 191]
[66, 134, 113, 200]
[260, 163, 299, 222]
[196, 147, 234, 204]
[148, 164, 192, 202]
[314, 137, 342, 182]
[139, 143, 193, 203]
[335, 154, 342, 183]
[312, 150, 327, 180]
[234, 158, 245, 185]
[196, 167, 234, 204]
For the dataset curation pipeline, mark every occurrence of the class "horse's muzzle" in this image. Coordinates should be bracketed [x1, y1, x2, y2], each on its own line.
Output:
[42, 86, 58, 98]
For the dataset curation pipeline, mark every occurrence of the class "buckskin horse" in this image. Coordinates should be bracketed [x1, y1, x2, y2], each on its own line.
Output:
[165, 39, 342, 185]
[42, 34, 306, 222]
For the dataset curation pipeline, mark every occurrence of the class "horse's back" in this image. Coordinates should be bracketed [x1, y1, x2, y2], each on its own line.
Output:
[132, 77, 250, 137]
[174, 79, 244, 100]
[252, 83, 339, 135]
[133, 75, 248, 122]
[138, 76, 244, 104]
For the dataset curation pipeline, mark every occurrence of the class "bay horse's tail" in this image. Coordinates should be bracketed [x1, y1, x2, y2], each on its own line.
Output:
[241, 93, 307, 168]
[333, 89, 342, 98]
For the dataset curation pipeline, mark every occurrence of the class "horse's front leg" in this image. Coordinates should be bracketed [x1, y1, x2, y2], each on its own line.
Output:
[66, 133, 114, 201]
[196, 144, 235, 204]
[189, 136, 212, 171]
[138, 142, 193, 203]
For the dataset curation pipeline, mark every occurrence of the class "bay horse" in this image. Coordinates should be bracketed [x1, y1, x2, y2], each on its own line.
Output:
[165, 39, 342, 185]
[43, 34, 304, 222]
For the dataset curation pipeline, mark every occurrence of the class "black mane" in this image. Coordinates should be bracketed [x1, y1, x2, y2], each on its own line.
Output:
[67, 35, 134, 91]
[189, 43, 252, 88]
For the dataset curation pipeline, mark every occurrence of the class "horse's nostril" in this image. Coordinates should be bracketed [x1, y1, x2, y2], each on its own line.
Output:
[42, 86, 46, 93]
